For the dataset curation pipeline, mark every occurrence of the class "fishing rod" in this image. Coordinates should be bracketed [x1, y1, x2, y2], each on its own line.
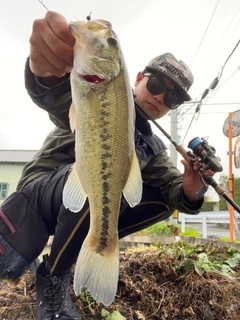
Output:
[135, 101, 240, 213]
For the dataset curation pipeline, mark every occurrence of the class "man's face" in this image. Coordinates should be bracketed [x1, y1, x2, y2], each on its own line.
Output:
[133, 72, 177, 120]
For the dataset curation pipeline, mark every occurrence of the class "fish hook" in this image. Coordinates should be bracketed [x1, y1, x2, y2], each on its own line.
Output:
[86, 11, 92, 21]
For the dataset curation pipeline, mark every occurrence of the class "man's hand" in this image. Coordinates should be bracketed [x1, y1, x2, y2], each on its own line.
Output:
[181, 159, 214, 203]
[29, 11, 75, 86]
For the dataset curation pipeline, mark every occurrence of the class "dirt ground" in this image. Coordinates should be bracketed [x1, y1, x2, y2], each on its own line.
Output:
[1, 242, 240, 320]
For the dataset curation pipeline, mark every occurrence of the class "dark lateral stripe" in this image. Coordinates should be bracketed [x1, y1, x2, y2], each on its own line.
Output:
[97, 176, 112, 252]
[0, 209, 16, 234]
[97, 97, 114, 252]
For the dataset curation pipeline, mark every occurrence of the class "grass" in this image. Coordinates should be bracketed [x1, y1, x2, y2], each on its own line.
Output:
[136, 221, 200, 237]
[219, 237, 240, 243]
[180, 230, 201, 237]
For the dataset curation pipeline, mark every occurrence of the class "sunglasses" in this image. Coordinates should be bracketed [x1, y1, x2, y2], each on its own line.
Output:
[144, 73, 184, 109]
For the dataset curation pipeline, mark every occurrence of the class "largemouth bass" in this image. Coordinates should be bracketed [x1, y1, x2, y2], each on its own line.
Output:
[62, 19, 142, 306]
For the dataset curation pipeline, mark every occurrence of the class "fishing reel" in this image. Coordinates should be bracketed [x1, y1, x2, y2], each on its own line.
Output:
[187, 137, 223, 199]
[187, 137, 223, 173]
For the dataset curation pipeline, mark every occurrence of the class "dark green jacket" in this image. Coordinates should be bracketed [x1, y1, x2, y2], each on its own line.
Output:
[17, 59, 203, 214]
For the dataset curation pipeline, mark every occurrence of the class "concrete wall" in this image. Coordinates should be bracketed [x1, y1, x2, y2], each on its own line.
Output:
[0, 163, 24, 204]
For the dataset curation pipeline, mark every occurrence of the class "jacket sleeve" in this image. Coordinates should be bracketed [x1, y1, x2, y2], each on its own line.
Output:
[141, 151, 203, 214]
[24, 57, 72, 130]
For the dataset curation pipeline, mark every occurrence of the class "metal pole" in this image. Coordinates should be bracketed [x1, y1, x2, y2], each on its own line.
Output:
[170, 109, 178, 168]
[228, 113, 235, 241]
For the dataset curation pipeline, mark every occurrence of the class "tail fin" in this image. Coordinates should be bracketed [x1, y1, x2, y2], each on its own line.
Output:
[74, 237, 119, 306]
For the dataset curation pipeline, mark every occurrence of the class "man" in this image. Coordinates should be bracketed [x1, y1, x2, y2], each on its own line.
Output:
[0, 11, 207, 320]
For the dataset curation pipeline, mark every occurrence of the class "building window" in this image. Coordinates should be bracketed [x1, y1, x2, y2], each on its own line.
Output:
[0, 183, 9, 200]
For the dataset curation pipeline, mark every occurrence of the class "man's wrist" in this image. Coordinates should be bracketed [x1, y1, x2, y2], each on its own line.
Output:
[36, 75, 67, 88]
[183, 191, 199, 205]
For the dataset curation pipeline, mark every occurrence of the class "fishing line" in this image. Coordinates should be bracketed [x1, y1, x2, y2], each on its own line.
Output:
[37, 0, 49, 11]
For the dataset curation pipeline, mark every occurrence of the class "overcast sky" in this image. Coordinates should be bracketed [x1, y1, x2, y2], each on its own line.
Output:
[1, 0, 240, 187]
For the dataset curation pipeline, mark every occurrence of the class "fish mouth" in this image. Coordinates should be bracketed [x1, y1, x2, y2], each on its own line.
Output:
[82, 74, 105, 83]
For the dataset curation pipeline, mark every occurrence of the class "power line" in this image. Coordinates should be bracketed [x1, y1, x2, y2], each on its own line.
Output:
[190, 0, 220, 68]
[181, 44, 240, 121]
[213, 0, 233, 32]
[199, 66, 239, 104]
[218, 40, 240, 80]
[181, 64, 239, 143]
[210, 7, 240, 73]
[228, 18, 240, 41]
[185, 102, 240, 106]
[181, 114, 196, 144]
[176, 4, 240, 148]
[182, 110, 239, 115]
[214, 7, 240, 48]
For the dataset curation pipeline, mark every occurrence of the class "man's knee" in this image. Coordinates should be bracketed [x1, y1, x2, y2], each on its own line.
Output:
[0, 192, 49, 279]
[0, 235, 30, 279]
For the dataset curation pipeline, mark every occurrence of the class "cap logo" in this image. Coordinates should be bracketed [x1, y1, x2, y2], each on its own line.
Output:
[160, 62, 190, 89]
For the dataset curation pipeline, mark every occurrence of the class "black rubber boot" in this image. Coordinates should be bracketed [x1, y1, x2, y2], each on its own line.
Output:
[36, 255, 81, 320]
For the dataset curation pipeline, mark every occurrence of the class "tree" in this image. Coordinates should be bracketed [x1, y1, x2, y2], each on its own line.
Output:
[219, 175, 240, 210]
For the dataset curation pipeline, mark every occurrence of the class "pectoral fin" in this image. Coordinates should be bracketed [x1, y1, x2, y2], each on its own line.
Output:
[62, 164, 87, 213]
[69, 103, 77, 132]
[123, 150, 142, 207]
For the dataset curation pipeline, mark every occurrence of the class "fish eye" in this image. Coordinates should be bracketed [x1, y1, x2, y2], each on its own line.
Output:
[108, 37, 117, 46]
